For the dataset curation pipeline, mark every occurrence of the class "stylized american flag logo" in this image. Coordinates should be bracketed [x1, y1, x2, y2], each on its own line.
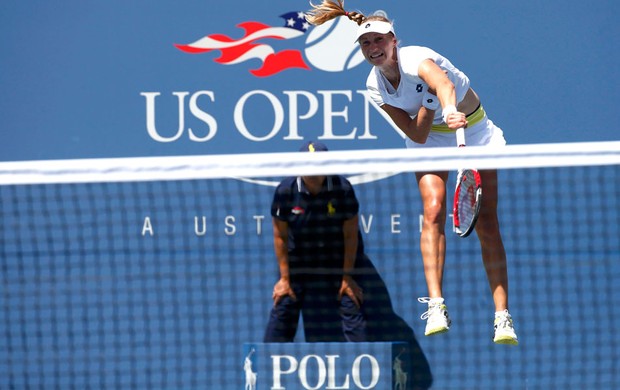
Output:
[175, 12, 311, 77]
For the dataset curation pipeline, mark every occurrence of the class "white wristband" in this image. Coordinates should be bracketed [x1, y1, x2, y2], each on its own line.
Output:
[442, 105, 457, 123]
[422, 92, 440, 110]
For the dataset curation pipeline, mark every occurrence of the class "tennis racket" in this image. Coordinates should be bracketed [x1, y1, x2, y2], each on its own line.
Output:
[453, 127, 482, 237]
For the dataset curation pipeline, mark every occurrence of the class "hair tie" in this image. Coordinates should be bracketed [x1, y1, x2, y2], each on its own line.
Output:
[345, 11, 349, 16]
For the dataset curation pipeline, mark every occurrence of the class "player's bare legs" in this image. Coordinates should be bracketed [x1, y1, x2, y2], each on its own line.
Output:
[415, 171, 452, 336]
[474, 169, 508, 312]
[416, 171, 449, 298]
[476, 169, 518, 345]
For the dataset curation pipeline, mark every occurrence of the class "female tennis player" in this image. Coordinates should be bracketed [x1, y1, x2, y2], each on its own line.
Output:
[306, 1, 518, 345]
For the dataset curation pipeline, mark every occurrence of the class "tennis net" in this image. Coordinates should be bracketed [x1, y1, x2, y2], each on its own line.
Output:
[1, 141, 619, 389]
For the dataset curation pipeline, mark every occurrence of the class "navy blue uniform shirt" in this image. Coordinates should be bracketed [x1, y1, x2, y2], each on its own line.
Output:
[271, 175, 366, 274]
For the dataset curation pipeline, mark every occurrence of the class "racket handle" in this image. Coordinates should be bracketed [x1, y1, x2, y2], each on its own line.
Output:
[456, 127, 466, 147]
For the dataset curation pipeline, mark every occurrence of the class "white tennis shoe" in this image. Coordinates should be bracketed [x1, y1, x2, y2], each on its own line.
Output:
[493, 309, 519, 345]
[418, 297, 451, 336]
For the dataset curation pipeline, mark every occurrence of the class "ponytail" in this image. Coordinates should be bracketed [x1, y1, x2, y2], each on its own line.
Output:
[305, 0, 366, 26]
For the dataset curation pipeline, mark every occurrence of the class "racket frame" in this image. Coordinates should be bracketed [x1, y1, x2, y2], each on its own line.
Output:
[453, 168, 482, 237]
[453, 127, 483, 237]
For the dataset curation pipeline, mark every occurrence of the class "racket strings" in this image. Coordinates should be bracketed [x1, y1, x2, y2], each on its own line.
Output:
[455, 170, 481, 235]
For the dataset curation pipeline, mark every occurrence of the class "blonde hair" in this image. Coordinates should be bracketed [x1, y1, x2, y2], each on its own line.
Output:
[305, 1, 395, 42]
[305, 0, 366, 26]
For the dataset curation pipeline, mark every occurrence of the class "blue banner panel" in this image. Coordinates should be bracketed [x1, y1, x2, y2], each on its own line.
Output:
[243, 342, 408, 390]
[1, 2, 618, 161]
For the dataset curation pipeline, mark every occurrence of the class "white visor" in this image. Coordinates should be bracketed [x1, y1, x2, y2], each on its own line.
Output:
[354, 20, 395, 43]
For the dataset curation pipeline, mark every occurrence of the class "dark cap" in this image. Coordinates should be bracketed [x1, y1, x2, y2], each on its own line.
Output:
[299, 140, 328, 152]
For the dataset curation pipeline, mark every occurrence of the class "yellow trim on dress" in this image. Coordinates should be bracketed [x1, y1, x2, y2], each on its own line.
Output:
[431, 105, 486, 133]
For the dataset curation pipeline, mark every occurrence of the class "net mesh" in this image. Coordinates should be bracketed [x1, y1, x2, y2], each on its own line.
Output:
[1, 141, 619, 389]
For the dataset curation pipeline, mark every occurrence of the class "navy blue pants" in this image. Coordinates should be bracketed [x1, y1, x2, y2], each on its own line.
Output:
[263, 257, 433, 390]
[264, 275, 349, 342]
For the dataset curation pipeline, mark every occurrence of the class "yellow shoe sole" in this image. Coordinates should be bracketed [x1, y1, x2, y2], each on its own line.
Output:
[425, 326, 450, 336]
[494, 335, 519, 346]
